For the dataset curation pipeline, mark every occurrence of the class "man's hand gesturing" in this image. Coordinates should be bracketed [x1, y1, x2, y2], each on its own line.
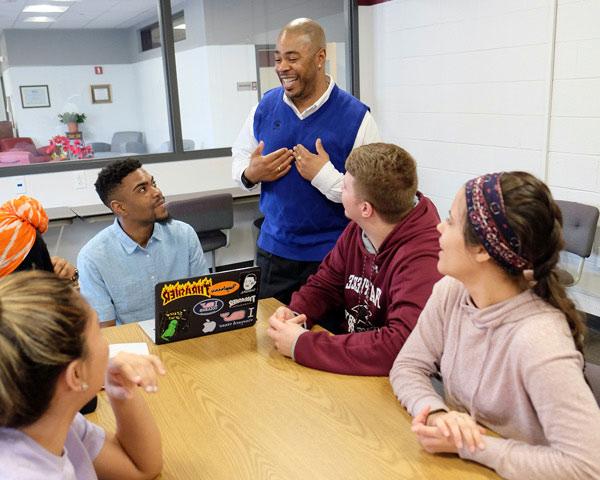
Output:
[244, 141, 294, 184]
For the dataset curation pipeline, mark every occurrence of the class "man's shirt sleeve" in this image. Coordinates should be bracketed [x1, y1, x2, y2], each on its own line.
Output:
[232, 105, 260, 191]
[311, 111, 381, 203]
[77, 250, 116, 322]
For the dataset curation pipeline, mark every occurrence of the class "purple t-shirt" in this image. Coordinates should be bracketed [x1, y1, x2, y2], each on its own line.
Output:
[0, 413, 105, 479]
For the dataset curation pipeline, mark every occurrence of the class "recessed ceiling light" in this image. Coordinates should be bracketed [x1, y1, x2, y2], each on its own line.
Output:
[23, 5, 69, 13]
[174, 24, 186, 30]
[23, 16, 56, 22]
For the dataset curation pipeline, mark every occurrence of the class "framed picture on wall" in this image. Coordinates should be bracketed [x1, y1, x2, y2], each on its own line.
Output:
[19, 85, 51, 109]
[91, 84, 112, 104]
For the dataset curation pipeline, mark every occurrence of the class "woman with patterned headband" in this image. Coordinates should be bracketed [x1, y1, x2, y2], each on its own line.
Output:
[390, 172, 600, 479]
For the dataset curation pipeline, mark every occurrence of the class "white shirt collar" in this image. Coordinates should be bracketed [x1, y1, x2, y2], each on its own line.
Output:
[282, 75, 336, 120]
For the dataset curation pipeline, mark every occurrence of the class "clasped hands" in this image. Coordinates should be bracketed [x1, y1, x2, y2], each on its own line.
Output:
[411, 406, 487, 454]
[105, 352, 166, 400]
[244, 138, 330, 184]
[267, 306, 308, 358]
[51, 256, 77, 281]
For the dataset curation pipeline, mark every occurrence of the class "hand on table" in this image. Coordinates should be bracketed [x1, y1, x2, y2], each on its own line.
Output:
[411, 406, 486, 454]
[51, 256, 77, 280]
[244, 141, 294, 184]
[293, 138, 330, 181]
[105, 352, 166, 400]
[272, 305, 300, 322]
[267, 310, 308, 358]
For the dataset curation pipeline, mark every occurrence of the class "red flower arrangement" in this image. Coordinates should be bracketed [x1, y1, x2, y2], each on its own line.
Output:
[46, 135, 94, 160]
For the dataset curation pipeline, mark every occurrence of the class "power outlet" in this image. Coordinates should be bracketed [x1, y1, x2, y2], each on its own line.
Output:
[15, 176, 26, 194]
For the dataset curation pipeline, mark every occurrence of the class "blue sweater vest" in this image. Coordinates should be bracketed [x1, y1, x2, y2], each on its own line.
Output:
[254, 85, 368, 261]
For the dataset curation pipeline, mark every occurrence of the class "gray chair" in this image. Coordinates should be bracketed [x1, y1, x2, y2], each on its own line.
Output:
[555, 200, 599, 286]
[159, 139, 195, 152]
[90, 131, 146, 154]
[585, 362, 600, 407]
[166, 193, 234, 272]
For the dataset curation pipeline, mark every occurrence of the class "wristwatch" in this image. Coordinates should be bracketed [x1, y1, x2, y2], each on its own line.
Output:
[241, 170, 256, 189]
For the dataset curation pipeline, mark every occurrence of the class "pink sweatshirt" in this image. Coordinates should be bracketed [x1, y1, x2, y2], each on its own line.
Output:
[390, 276, 600, 479]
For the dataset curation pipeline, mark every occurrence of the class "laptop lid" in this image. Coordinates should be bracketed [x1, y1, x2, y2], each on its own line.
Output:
[141, 266, 260, 344]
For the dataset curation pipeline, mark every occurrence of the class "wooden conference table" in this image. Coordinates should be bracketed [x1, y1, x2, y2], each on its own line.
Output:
[89, 298, 499, 480]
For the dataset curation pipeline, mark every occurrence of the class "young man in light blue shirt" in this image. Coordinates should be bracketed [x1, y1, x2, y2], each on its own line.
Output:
[78, 159, 209, 326]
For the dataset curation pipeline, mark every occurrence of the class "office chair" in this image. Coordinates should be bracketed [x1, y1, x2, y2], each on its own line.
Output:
[158, 139, 195, 152]
[555, 200, 599, 286]
[167, 194, 234, 272]
[89, 131, 147, 154]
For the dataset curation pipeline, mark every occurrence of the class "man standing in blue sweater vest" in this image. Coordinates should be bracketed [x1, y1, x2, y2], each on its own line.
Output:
[232, 18, 380, 303]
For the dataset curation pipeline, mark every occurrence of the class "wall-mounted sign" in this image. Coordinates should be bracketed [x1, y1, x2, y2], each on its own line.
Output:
[237, 81, 257, 92]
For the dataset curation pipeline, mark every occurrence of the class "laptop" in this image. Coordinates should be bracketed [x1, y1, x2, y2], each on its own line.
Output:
[138, 266, 261, 344]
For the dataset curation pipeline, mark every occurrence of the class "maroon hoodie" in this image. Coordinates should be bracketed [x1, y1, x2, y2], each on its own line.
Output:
[289, 193, 442, 376]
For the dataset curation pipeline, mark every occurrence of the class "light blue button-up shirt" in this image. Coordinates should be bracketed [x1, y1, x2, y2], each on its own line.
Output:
[78, 218, 209, 325]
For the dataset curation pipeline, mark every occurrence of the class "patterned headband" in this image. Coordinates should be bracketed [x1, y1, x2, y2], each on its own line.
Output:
[465, 173, 531, 273]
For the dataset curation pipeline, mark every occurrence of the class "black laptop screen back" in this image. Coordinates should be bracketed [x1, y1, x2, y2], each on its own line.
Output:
[154, 266, 260, 344]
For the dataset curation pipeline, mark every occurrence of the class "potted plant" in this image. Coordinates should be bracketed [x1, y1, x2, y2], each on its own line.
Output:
[58, 112, 86, 134]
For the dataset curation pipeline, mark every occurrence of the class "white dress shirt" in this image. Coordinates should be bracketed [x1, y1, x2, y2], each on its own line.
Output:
[232, 76, 380, 203]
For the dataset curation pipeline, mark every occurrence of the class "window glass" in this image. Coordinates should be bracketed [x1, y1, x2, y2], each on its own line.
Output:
[175, 0, 349, 150]
[141, 11, 185, 52]
[0, 0, 172, 167]
[0, 0, 353, 169]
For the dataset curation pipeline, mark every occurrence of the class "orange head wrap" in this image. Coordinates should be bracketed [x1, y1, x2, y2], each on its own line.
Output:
[0, 195, 49, 277]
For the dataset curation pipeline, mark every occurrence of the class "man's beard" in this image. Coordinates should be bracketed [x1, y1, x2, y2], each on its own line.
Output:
[157, 212, 171, 224]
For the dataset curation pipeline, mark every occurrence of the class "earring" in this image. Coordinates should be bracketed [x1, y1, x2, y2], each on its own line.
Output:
[81, 382, 89, 392]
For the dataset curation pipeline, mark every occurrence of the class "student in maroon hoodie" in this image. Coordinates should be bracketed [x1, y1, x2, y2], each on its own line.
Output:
[267, 143, 441, 375]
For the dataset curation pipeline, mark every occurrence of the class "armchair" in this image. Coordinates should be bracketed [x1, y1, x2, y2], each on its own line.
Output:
[90, 131, 147, 155]
[0, 151, 31, 166]
[158, 139, 195, 152]
[0, 137, 50, 163]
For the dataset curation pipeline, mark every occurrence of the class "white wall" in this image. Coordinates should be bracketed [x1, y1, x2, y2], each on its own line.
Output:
[0, 155, 235, 207]
[364, 0, 600, 314]
[4, 64, 142, 147]
[549, 0, 600, 207]
[200, 44, 258, 148]
[0, 155, 259, 270]
[367, 0, 551, 217]
[2, 44, 260, 153]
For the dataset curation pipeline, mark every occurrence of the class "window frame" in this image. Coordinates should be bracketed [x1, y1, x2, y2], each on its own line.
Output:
[0, 0, 359, 177]
[140, 10, 185, 52]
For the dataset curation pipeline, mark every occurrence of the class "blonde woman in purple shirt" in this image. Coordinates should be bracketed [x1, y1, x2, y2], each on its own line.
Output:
[390, 172, 600, 479]
[0, 271, 165, 480]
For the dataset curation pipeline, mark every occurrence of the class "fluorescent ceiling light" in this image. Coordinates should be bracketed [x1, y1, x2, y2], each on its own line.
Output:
[174, 24, 186, 29]
[23, 16, 56, 22]
[23, 5, 69, 13]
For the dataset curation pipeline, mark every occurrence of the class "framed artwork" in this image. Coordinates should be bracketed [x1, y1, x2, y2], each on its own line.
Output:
[91, 84, 112, 104]
[19, 85, 51, 108]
